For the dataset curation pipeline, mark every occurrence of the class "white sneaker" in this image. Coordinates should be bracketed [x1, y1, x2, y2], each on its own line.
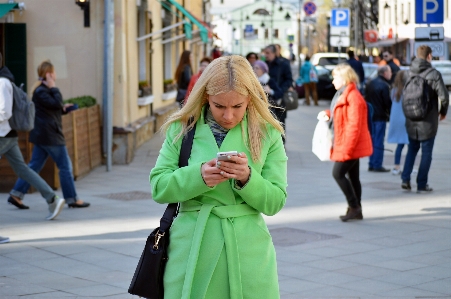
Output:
[412, 169, 418, 174]
[392, 168, 401, 175]
[0, 236, 10, 244]
[46, 197, 65, 220]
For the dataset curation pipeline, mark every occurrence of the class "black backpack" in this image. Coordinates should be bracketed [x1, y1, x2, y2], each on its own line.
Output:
[402, 68, 434, 121]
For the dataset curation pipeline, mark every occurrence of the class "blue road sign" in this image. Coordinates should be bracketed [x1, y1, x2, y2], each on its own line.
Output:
[303, 2, 317, 16]
[330, 8, 350, 27]
[416, 0, 444, 24]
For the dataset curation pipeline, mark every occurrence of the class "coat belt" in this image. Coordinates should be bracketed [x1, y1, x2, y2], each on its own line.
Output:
[179, 201, 259, 299]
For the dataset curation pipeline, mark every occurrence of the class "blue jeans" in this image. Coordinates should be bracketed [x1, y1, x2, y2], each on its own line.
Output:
[369, 121, 386, 169]
[401, 136, 435, 189]
[0, 138, 55, 203]
[394, 144, 406, 165]
[11, 144, 78, 204]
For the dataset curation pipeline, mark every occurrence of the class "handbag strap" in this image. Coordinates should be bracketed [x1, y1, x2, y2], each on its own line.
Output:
[158, 119, 196, 232]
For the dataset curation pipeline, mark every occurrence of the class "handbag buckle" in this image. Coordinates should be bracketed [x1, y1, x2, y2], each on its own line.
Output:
[153, 230, 165, 249]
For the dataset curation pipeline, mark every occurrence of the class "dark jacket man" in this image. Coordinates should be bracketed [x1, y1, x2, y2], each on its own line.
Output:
[29, 84, 66, 146]
[346, 51, 365, 84]
[365, 72, 392, 121]
[407, 58, 449, 141]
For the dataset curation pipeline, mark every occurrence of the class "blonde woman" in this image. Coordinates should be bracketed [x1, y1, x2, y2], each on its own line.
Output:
[150, 55, 287, 298]
[10, 60, 90, 209]
[320, 63, 372, 221]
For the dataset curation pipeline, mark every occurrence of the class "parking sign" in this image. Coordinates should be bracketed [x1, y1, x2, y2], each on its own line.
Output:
[330, 9, 350, 27]
[416, 0, 444, 24]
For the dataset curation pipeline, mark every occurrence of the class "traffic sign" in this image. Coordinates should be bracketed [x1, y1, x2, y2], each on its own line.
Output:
[303, 2, 317, 16]
[414, 41, 446, 56]
[415, 0, 444, 24]
[415, 26, 444, 40]
[330, 8, 350, 27]
[330, 36, 350, 47]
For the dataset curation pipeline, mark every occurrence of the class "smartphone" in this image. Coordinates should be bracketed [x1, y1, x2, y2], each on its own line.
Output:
[217, 151, 238, 161]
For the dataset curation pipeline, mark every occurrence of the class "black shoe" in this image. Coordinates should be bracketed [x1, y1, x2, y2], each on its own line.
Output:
[401, 181, 411, 191]
[7, 196, 30, 209]
[372, 167, 391, 172]
[68, 202, 90, 208]
[368, 167, 374, 171]
[417, 185, 433, 194]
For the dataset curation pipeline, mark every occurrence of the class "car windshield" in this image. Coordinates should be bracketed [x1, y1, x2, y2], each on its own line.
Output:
[318, 57, 347, 66]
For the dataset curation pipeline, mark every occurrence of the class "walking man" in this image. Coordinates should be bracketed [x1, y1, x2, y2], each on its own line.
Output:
[401, 45, 449, 193]
[346, 50, 365, 91]
[381, 50, 400, 84]
[365, 66, 392, 172]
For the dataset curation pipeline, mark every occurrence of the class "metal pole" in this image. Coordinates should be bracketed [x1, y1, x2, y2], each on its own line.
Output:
[103, 0, 114, 171]
[298, 0, 302, 75]
[271, 0, 274, 44]
[395, 0, 398, 57]
[354, 0, 358, 50]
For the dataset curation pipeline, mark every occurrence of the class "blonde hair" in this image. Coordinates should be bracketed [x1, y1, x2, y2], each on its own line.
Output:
[161, 55, 284, 162]
[31, 60, 54, 92]
[332, 63, 359, 85]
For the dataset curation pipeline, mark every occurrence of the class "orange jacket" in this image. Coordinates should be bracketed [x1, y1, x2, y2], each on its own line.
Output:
[330, 83, 373, 162]
[378, 58, 400, 66]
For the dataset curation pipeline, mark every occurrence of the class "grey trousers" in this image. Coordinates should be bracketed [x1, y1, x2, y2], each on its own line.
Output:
[0, 137, 55, 203]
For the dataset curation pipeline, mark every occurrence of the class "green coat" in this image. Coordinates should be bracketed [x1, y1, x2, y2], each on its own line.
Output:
[150, 108, 288, 299]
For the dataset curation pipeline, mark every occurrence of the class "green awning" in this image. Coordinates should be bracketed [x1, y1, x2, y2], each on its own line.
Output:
[164, 0, 208, 43]
[0, 3, 19, 19]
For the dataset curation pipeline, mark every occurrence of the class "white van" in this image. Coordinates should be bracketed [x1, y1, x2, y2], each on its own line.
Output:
[309, 53, 349, 71]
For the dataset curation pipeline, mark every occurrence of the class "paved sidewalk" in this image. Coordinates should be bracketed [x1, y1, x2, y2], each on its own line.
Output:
[1, 99, 450, 298]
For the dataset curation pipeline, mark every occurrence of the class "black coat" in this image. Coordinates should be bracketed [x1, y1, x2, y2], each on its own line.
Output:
[29, 84, 66, 146]
[267, 57, 293, 95]
[346, 58, 365, 84]
[365, 75, 392, 122]
[405, 58, 449, 141]
[386, 59, 400, 84]
[177, 65, 192, 90]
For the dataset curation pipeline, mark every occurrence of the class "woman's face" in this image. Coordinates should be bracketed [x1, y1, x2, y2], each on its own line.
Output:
[47, 71, 56, 81]
[332, 73, 345, 90]
[252, 65, 265, 77]
[247, 55, 257, 65]
[199, 61, 210, 74]
[208, 91, 249, 130]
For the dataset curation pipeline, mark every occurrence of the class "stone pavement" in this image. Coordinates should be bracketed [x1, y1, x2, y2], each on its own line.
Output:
[1, 99, 451, 298]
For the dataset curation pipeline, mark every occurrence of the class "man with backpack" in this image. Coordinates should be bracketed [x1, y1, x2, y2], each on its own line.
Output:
[0, 54, 65, 222]
[401, 45, 449, 193]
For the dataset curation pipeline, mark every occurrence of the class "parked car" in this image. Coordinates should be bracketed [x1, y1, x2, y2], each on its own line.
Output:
[431, 60, 451, 88]
[295, 65, 336, 100]
[309, 52, 349, 71]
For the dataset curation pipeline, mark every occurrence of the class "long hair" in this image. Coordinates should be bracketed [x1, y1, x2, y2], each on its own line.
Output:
[161, 55, 284, 163]
[332, 63, 359, 85]
[31, 60, 55, 93]
[393, 70, 407, 102]
[174, 50, 192, 83]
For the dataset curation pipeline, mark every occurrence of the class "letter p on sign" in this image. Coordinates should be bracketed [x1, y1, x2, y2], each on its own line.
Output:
[416, 0, 444, 24]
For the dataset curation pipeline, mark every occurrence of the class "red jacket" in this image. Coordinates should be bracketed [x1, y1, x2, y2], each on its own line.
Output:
[330, 83, 373, 162]
[184, 72, 201, 105]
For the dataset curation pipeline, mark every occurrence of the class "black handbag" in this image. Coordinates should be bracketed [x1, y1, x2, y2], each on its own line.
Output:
[128, 124, 196, 299]
[283, 89, 299, 111]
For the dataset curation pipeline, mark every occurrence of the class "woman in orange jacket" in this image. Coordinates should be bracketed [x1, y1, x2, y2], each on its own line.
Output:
[321, 64, 373, 221]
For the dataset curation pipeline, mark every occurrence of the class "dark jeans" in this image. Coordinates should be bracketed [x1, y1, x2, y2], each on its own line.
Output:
[394, 144, 406, 165]
[369, 121, 386, 169]
[12, 144, 78, 204]
[401, 136, 435, 189]
[332, 159, 361, 208]
[0, 137, 55, 203]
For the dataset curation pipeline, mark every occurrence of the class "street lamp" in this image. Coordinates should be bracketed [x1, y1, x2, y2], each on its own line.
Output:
[75, 0, 90, 27]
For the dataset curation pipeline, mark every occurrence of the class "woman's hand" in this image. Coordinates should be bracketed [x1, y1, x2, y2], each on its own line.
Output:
[201, 159, 229, 187]
[63, 103, 74, 112]
[43, 73, 56, 88]
[216, 152, 250, 185]
[263, 85, 272, 94]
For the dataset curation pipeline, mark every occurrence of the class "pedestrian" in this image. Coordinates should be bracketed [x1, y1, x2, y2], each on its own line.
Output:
[346, 50, 365, 90]
[0, 56, 65, 220]
[319, 63, 372, 221]
[387, 70, 409, 175]
[380, 50, 400, 84]
[211, 45, 221, 60]
[245, 52, 259, 65]
[401, 45, 449, 193]
[175, 50, 193, 107]
[252, 60, 283, 114]
[10, 60, 90, 209]
[263, 44, 293, 142]
[184, 57, 212, 105]
[300, 55, 319, 106]
[365, 65, 392, 172]
[150, 55, 287, 299]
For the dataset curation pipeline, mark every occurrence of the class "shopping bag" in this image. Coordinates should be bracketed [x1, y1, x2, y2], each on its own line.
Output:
[312, 120, 332, 161]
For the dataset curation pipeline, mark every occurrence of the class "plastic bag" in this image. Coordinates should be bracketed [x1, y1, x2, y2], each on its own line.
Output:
[312, 120, 332, 161]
